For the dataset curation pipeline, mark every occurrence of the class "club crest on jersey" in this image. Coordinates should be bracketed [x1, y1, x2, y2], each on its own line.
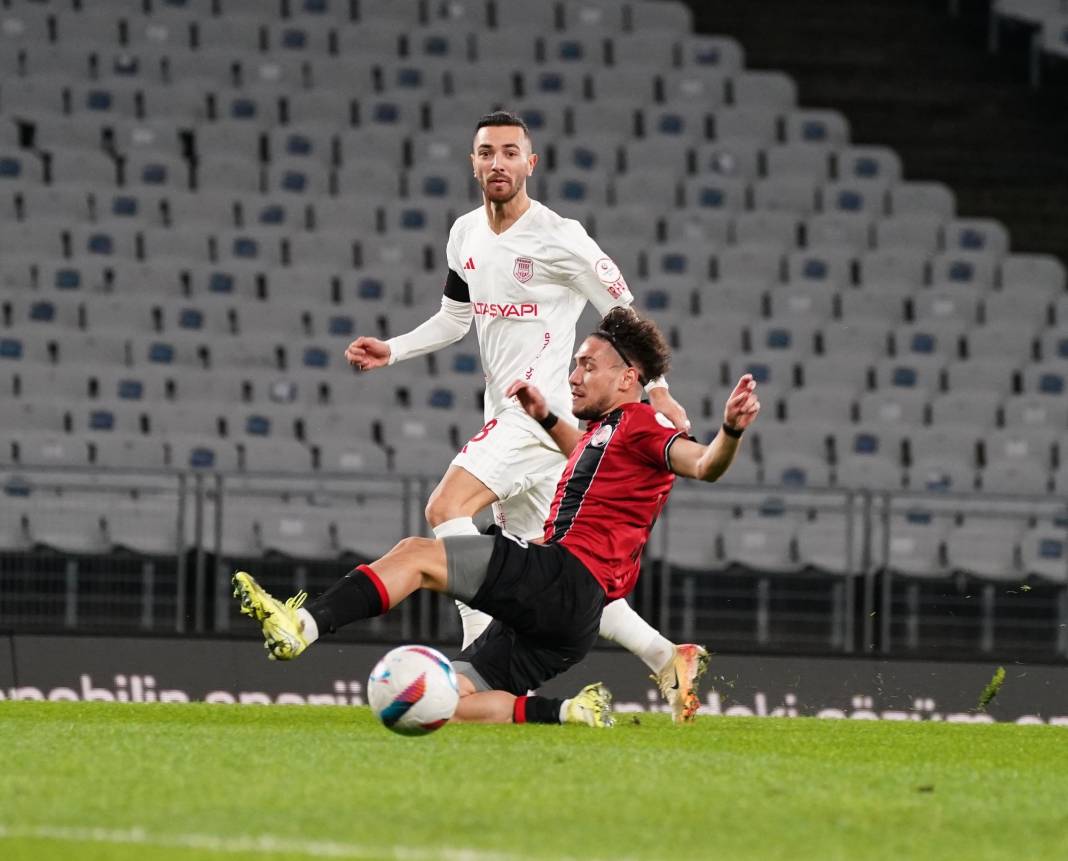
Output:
[595, 257, 628, 298]
[513, 257, 534, 283]
[589, 424, 614, 448]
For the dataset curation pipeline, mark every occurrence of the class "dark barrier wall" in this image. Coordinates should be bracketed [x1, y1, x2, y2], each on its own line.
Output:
[2, 634, 1066, 725]
[0, 636, 13, 691]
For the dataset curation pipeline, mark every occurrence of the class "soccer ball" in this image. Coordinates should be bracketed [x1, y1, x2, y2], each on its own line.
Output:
[367, 645, 460, 736]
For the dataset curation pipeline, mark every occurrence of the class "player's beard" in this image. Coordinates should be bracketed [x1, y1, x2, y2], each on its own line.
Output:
[481, 172, 524, 204]
[572, 395, 611, 422]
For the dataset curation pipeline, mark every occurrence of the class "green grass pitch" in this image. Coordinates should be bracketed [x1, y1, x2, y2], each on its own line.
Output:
[1, 702, 1067, 861]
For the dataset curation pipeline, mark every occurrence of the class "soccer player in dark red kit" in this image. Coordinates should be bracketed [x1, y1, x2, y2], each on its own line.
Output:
[233, 308, 760, 727]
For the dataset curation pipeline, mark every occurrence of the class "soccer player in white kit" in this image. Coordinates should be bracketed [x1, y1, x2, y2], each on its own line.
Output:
[345, 111, 708, 721]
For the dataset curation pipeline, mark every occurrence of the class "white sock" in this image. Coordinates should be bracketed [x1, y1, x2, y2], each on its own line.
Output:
[559, 700, 570, 723]
[432, 517, 494, 649]
[598, 598, 676, 673]
[296, 608, 319, 645]
[432, 516, 480, 538]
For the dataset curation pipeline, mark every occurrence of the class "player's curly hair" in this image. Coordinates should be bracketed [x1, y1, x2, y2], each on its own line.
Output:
[592, 307, 671, 385]
[475, 110, 533, 146]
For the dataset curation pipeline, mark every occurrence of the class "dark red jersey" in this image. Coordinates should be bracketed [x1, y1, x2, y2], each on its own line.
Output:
[543, 402, 684, 600]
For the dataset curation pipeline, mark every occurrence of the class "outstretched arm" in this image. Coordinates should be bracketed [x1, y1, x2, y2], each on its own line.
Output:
[666, 375, 760, 482]
[345, 270, 473, 369]
[506, 380, 584, 457]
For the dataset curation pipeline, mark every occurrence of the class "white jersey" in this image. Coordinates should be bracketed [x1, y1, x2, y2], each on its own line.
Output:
[446, 200, 634, 422]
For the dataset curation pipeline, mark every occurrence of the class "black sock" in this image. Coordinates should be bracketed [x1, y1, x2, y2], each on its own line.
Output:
[513, 695, 565, 724]
[305, 564, 389, 635]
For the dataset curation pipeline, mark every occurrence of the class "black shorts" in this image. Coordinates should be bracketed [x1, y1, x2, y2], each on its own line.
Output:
[456, 533, 606, 696]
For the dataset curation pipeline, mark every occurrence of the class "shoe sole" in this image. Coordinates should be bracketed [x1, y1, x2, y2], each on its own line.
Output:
[678, 647, 711, 723]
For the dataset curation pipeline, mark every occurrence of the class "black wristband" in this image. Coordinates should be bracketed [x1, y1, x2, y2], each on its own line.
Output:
[721, 422, 744, 439]
[538, 412, 559, 431]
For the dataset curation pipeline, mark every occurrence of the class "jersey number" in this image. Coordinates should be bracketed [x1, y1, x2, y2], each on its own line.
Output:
[461, 418, 498, 453]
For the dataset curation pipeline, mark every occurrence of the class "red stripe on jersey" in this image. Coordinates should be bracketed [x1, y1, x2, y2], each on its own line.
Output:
[543, 403, 679, 600]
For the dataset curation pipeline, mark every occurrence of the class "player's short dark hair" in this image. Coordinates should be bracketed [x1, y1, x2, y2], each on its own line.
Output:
[592, 307, 671, 385]
[474, 110, 532, 146]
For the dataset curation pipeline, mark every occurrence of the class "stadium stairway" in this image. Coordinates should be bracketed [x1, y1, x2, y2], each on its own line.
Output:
[688, 0, 1068, 263]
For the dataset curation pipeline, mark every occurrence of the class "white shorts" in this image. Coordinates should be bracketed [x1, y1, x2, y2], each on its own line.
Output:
[450, 409, 567, 541]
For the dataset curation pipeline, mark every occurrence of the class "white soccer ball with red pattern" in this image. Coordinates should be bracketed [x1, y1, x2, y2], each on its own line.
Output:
[367, 645, 460, 735]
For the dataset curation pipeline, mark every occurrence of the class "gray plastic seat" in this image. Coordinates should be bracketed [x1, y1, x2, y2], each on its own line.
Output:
[804, 213, 871, 251]
[979, 459, 1051, 495]
[781, 108, 850, 145]
[752, 177, 819, 215]
[677, 34, 745, 72]
[720, 517, 798, 573]
[837, 146, 903, 185]
[1020, 528, 1068, 583]
[837, 286, 908, 323]
[734, 211, 800, 249]
[26, 502, 111, 554]
[1001, 253, 1065, 293]
[908, 455, 976, 494]
[873, 214, 943, 253]
[693, 137, 761, 181]
[983, 290, 1052, 328]
[107, 502, 185, 556]
[797, 513, 865, 576]
[255, 505, 338, 560]
[879, 520, 947, 578]
[856, 389, 928, 427]
[658, 68, 728, 109]
[928, 390, 1000, 429]
[943, 218, 1010, 256]
[1001, 394, 1068, 430]
[945, 522, 1022, 580]
[659, 505, 726, 570]
[766, 143, 833, 180]
[859, 249, 928, 288]
[942, 357, 1017, 395]
[818, 319, 893, 360]
[888, 181, 956, 218]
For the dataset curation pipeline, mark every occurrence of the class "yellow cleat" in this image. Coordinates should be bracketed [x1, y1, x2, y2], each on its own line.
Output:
[232, 571, 309, 661]
[564, 682, 615, 728]
[655, 644, 711, 724]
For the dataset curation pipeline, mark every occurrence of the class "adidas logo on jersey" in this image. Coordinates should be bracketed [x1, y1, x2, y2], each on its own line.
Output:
[463, 257, 476, 270]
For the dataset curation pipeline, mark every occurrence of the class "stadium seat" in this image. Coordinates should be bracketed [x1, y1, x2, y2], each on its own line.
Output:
[753, 177, 819, 215]
[928, 390, 1000, 429]
[720, 518, 798, 573]
[836, 146, 902, 185]
[1020, 528, 1068, 583]
[874, 515, 948, 577]
[856, 389, 928, 427]
[25, 503, 112, 555]
[888, 181, 955, 219]
[804, 212, 871, 251]
[929, 252, 997, 290]
[943, 357, 1019, 395]
[765, 143, 833, 181]
[1001, 253, 1065, 293]
[943, 218, 1010, 256]
[859, 249, 928, 289]
[676, 34, 745, 72]
[873, 215, 943, 253]
[983, 291, 1051, 328]
[796, 513, 865, 576]
[781, 109, 850, 145]
[945, 522, 1022, 580]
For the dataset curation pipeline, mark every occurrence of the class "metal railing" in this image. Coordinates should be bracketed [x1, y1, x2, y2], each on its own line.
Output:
[1, 465, 1066, 659]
